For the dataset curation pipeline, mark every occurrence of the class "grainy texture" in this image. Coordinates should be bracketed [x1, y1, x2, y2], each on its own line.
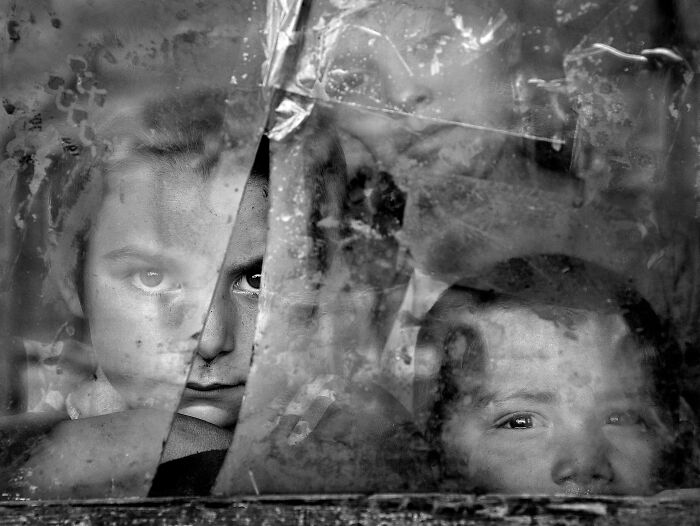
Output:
[1, 494, 700, 525]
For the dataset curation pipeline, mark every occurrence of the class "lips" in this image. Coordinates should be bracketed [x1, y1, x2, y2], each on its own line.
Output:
[186, 382, 238, 392]
[178, 382, 246, 427]
[182, 382, 245, 400]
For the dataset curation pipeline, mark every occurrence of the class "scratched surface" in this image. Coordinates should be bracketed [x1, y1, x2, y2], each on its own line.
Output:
[1, 0, 700, 501]
[219, 0, 700, 495]
[3, 495, 700, 525]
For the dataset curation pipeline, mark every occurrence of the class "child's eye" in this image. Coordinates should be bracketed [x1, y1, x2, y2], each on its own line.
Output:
[495, 412, 541, 430]
[231, 266, 262, 296]
[605, 411, 648, 429]
[130, 269, 181, 295]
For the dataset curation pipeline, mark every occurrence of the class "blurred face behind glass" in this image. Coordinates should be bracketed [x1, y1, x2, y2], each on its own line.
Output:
[428, 304, 667, 495]
[84, 152, 267, 429]
[324, 0, 515, 175]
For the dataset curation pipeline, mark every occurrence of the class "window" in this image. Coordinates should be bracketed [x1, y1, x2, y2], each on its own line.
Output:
[1, 0, 699, 510]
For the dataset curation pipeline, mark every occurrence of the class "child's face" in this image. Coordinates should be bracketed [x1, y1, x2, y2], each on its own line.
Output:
[326, 0, 513, 175]
[83, 155, 266, 428]
[437, 305, 666, 495]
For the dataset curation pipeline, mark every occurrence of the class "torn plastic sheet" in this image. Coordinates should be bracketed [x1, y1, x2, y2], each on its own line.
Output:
[218, 102, 694, 496]
[268, 94, 316, 141]
[217, 0, 699, 495]
[263, 0, 574, 144]
[264, 0, 306, 88]
[0, 0, 697, 500]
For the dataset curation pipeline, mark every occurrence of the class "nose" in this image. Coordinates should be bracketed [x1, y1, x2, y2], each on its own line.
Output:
[380, 50, 433, 113]
[550, 432, 615, 492]
[391, 81, 433, 113]
[388, 79, 433, 113]
[194, 289, 233, 362]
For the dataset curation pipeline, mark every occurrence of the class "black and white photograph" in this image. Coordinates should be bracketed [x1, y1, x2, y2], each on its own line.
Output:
[0, 1, 699, 523]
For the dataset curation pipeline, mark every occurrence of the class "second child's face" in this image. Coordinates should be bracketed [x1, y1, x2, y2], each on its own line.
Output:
[84, 155, 267, 428]
[438, 305, 667, 495]
[326, 0, 513, 175]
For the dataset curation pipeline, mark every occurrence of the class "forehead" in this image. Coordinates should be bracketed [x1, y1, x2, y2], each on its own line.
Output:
[452, 303, 649, 393]
[95, 154, 266, 258]
[225, 175, 268, 268]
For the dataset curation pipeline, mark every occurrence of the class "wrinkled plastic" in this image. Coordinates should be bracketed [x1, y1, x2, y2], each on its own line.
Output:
[217, 0, 700, 495]
[1, 0, 699, 499]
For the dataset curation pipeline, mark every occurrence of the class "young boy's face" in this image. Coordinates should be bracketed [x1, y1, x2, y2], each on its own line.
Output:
[326, 0, 513, 175]
[435, 304, 666, 495]
[83, 155, 266, 428]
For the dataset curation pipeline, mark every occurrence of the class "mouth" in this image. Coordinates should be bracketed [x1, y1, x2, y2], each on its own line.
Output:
[178, 382, 246, 427]
[186, 382, 239, 391]
[182, 382, 245, 399]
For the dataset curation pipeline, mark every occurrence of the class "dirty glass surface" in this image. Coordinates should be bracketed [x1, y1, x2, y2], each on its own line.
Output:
[1, 0, 700, 500]
[216, 0, 700, 496]
[0, 0, 267, 498]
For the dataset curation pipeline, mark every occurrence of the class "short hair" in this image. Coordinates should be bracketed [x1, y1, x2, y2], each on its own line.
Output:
[414, 254, 684, 486]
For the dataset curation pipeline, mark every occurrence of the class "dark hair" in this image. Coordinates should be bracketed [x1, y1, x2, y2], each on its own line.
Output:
[415, 254, 684, 487]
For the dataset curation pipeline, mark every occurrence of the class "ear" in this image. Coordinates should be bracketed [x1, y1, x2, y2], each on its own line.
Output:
[57, 274, 85, 319]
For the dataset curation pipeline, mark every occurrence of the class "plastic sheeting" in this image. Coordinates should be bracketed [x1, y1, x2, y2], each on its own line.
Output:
[1, 0, 699, 498]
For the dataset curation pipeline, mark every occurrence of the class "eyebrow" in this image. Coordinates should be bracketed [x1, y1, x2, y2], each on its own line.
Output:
[597, 389, 651, 404]
[476, 389, 557, 408]
[224, 254, 264, 275]
[102, 246, 179, 267]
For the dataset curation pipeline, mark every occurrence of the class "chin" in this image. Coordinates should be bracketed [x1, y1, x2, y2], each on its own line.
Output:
[177, 403, 237, 429]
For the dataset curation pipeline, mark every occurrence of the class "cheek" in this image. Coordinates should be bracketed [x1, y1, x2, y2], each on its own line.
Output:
[164, 297, 208, 334]
[232, 296, 259, 344]
[88, 269, 203, 342]
[605, 431, 659, 489]
[443, 410, 554, 492]
[469, 434, 554, 492]
[87, 291, 198, 386]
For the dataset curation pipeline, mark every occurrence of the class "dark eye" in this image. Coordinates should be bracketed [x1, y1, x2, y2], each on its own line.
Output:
[231, 264, 262, 296]
[245, 271, 261, 290]
[497, 413, 535, 430]
[506, 415, 532, 429]
[606, 411, 648, 429]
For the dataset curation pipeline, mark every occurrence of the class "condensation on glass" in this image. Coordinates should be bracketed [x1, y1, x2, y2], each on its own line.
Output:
[1, 0, 699, 500]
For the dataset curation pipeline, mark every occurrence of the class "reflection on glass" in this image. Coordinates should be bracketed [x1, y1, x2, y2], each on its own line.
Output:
[218, 0, 698, 498]
[416, 255, 683, 495]
[0, 0, 698, 501]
